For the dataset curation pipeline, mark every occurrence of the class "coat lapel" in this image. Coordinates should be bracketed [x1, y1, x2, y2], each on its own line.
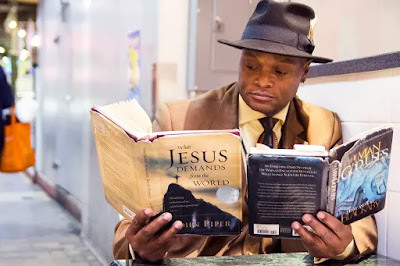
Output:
[184, 83, 306, 148]
[183, 83, 239, 131]
[209, 84, 239, 130]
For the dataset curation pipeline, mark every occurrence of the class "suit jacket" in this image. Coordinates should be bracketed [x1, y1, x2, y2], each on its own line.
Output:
[113, 82, 377, 260]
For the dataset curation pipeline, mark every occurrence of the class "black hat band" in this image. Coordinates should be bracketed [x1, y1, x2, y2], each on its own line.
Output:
[241, 24, 315, 54]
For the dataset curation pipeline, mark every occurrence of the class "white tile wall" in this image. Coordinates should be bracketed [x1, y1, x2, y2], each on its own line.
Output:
[387, 191, 400, 260]
[299, 70, 394, 123]
[375, 207, 388, 255]
[388, 71, 400, 123]
[392, 68, 400, 76]
[341, 122, 386, 143]
[300, 69, 400, 258]
[298, 0, 400, 61]
[388, 123, 400, 192]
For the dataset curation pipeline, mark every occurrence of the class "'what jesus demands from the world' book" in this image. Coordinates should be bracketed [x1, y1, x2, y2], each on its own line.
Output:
[90, 100, 242, 235]
[247, 126, 393, 238]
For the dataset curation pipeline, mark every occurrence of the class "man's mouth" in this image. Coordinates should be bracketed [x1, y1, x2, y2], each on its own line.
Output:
[248, 91, 275, 101]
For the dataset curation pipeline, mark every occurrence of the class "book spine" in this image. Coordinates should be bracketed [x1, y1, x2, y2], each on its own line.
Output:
[327, 160, 340, 214]
[138, 144, 156, 210]
[320, 159, 330, 213]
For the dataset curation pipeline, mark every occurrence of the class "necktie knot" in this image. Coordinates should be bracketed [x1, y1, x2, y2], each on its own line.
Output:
[259, 117, 279, 148]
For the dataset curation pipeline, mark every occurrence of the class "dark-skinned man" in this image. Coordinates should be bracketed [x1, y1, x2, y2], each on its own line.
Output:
[113, 1, 377, 263]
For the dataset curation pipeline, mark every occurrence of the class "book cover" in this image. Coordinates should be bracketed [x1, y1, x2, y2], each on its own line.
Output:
[248, 153, 329, 238]
[330, 127, 393, 224]
[90, 100, 242, 235]
[247, 126, 393, 238]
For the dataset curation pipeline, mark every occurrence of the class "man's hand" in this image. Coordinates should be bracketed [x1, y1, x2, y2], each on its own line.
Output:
[125, 208, 183, 262]
[291, 211, 353, 258]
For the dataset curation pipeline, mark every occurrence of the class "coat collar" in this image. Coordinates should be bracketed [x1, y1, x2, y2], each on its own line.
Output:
[209, 83, 239, 130]
[183, 83, 239, 131]
[185, 83, 306, 149]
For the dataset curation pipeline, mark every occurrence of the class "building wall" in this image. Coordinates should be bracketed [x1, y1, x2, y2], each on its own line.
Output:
[83, 1, 150, 263]
[36, 0, 189, 263]
[296, 0, 400, 61]
[156, 0, 189, 104]
[298, 68, 400, 259]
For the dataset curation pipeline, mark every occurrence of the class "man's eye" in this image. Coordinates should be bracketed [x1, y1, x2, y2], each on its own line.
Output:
[246, 64, 259, 71]
[274, 69, 287, 75]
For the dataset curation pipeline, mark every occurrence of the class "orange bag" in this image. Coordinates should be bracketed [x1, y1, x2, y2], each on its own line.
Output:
[0, 106, 35, 172]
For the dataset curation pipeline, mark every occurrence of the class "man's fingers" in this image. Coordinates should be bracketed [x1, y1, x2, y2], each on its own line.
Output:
[126, 208, 153, 237]
[126, 211, 179, 262]
[316, 211, 352, 242]
[291, 221, 326, 256]
[151, 220, 183, 249]
[302, 214, 340, 247]
[135, 212, 174, 244]
[291, 221, 320, 244]
[137, 220, 182, 262]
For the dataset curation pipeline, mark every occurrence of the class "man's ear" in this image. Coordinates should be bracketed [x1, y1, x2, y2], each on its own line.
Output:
[300, 59, 312, 83]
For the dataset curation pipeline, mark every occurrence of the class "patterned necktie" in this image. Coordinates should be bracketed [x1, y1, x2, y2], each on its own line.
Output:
[259, 117, 279, 148]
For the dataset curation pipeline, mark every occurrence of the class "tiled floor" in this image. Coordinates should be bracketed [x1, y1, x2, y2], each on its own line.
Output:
[0, 172, 104, 266]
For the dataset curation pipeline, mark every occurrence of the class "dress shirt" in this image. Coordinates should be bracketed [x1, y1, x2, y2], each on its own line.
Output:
[238, 94, 289, 153]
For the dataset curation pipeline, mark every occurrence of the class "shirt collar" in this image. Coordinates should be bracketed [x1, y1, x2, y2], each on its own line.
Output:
[238, 94, 290, 125]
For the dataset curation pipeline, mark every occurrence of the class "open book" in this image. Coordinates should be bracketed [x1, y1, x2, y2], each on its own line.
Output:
[90, 100, 242, 235]
[247, 126, 393, 238]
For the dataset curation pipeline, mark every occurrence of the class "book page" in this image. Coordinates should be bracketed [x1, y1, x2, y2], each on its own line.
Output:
[91, 110, 143, 220]
[250, 146, 328, 157]
[93, 99, 152, 140]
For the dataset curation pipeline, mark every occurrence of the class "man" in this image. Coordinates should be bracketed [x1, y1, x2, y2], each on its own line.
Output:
[113, 0, 377, 263]
[0, 65, 14, 164]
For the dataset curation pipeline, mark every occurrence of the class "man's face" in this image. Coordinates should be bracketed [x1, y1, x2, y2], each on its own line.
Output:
[238, 50, 311, 116]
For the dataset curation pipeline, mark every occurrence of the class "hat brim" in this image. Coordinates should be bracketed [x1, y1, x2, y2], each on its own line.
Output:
[218, 39, 332, 64]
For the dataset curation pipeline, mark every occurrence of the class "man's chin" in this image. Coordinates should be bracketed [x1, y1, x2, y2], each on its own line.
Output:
[248, 103, 276, 116]
[241, 95, 279, 116]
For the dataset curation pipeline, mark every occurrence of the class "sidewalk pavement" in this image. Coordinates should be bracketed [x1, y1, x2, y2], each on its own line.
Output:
[0, 172, 104, 266]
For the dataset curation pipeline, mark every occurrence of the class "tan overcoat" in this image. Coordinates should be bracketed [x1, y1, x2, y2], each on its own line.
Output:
[113, 82, 377, 260]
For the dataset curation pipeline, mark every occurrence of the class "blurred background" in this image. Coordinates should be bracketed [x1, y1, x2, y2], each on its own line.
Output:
[0, 0, 400, 265]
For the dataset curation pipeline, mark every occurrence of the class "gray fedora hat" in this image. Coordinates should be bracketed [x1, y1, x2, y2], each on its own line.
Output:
[218, 0, 332, 63]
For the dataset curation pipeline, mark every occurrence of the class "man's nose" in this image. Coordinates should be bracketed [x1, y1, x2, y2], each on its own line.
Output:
[256, 73, 273, 88]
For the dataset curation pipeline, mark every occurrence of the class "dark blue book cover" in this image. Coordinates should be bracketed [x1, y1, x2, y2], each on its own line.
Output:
[247, 153, 329, 238]
[330, 127, 393, 224]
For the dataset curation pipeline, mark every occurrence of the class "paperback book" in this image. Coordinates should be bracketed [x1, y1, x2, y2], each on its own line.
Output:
[247, 126, 393, 238]
[90, 100, 242, 235]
